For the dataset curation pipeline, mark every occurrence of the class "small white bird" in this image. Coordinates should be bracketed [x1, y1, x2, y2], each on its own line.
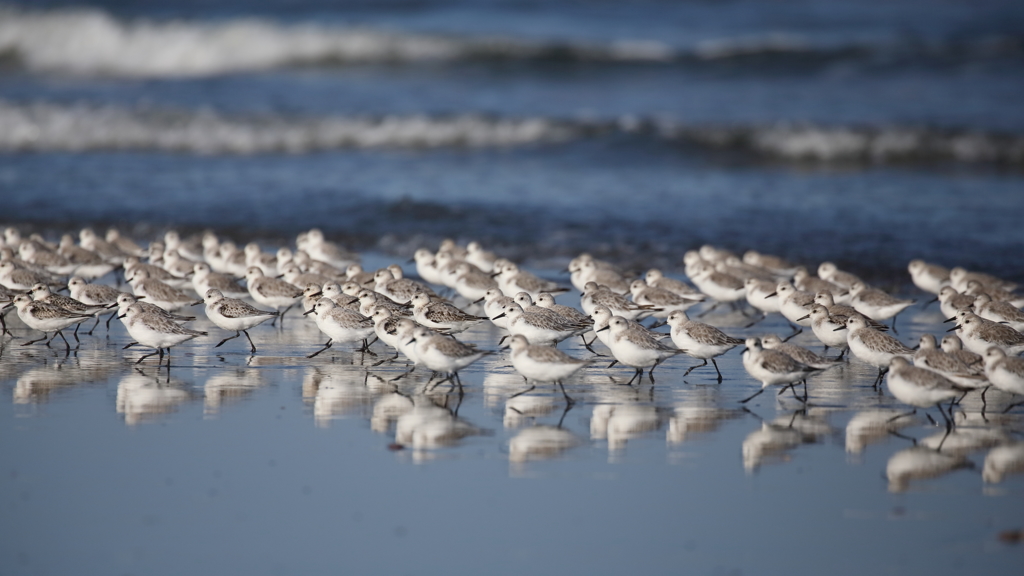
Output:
[203, 289, 277, 354]
[119, 302, 207, 366]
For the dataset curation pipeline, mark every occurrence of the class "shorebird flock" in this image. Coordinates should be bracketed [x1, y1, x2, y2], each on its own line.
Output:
[1, 226, 1023, 431]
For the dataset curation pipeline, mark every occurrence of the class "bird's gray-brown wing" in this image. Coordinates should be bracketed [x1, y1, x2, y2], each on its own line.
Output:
[428, 335, 482, 358]
[859, 329, 915, 355]
[138, 313, 207, 336]
[525, 345, 588, 365]
[425, 303, 485, 323]
[253, 278, 301, 299]
[29, 302, 93, 320]
[218, 299, 276, 318]
[685, 322, 743, 346]
[142, 279, 194, 303]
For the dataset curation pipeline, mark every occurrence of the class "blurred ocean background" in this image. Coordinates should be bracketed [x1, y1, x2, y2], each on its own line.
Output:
[2, 0, 1024, 280]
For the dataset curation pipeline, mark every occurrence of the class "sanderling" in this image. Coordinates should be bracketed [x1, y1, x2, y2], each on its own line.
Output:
[128, 268, 202, 312]
[438, 238, 469, 261]
[760, 334, 842, 370]
[535, 293, 590, 325]
[739, 337, 818, 403]
[300, 284, 324, 313]
[506, 334, 590, 402]
[358, 289, 410, 319]
[217, 243, 249, 277]
[495, 262, 568, 299]
[689, 262, 746, 304]
[773, 281, 815, 330]
[0, 260, 56, 291]
[394, 318, 427, 364]
[370, 307, 406, 355]
[907, 260, 950, 295]
[321, 281, 361, 311]
[203, 289, 277, 354]
[949, 267, 1017, 294]
[849, 281, 915, 332]
[666, 310, 743, 382]
[79, 228, 129, 264]
[965, 280, 1024, 309]
[950, 311, 1024, 356]
[717, 257, 777, 283]
[67, 276, 124, 331]
[161, 249, 199, 279]
[413, 249, 446, 287]
[802, 304, 850, 356]
[597, 316, 686, 384]
[409, 325, 490, 387]
[116, 293, 196, 323]
[57, 235, 114, 280]
[192, 262, 248, 299]
[119, 302, 207, 366]
[345, 264, 377, 288]
[478, 288, 515, 329]
[30, 283, 105, 316]
[465, 241, 498, 274]
[282, 263, 334, 290]
[164, 230, 205, 263]
[575, 258, 631, 294]
[411, 292, 487, 334]
[742, 251, 799, 277]
[294, 251, 345, 280]
[374, 268, 437, 304]
[817, 262, 862, 289]
[244, 243, 279, 277]
[971, 293, 1024, 332]
[745, 278, 781, 315]
[434, 251, 469, 290]
[569, 254, 622, 293]
[885, 357, 965, 428]
[496, 303, 590, 346]
[581, 281, 656, 320]
[844, 314, 915, 386]
[630, 279, 702, 319]
[301, 228, 359, 270]
[941, 334, 983, 369]
[645, 269, 703, 299]
[105, 228, 147, 257]
[304, 297, 376, 359]
[793, 267, 848, 304]
[913, 334, 987, 390]
[936, 286, 976, 320]
[245, 266, 302, 321]
[699, 245, 737, 264]
[124, 256, 179, 286]
[982, 347, 1024, 409]
[8, 294, 93, 352]
[29, 283, 106, 342]
[452, 262, 499, 302]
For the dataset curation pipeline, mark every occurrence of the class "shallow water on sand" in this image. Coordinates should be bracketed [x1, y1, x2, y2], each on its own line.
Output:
[1, 261, 1022, 576]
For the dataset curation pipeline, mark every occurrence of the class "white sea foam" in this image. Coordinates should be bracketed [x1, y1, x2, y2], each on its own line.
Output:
[0, 6, 676, 77]
[661, 123, 1024, 165]
[1, 99, 1021, 162]
[0, 100, 585, 152]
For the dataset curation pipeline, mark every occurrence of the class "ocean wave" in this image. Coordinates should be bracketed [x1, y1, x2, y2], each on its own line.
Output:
[662, 123, 1024, 165]
[0, 101, 590, 152]
[0, 7, 1020, 77]
[2, 99, 1023, 164]
[0, 6, 674, 77]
